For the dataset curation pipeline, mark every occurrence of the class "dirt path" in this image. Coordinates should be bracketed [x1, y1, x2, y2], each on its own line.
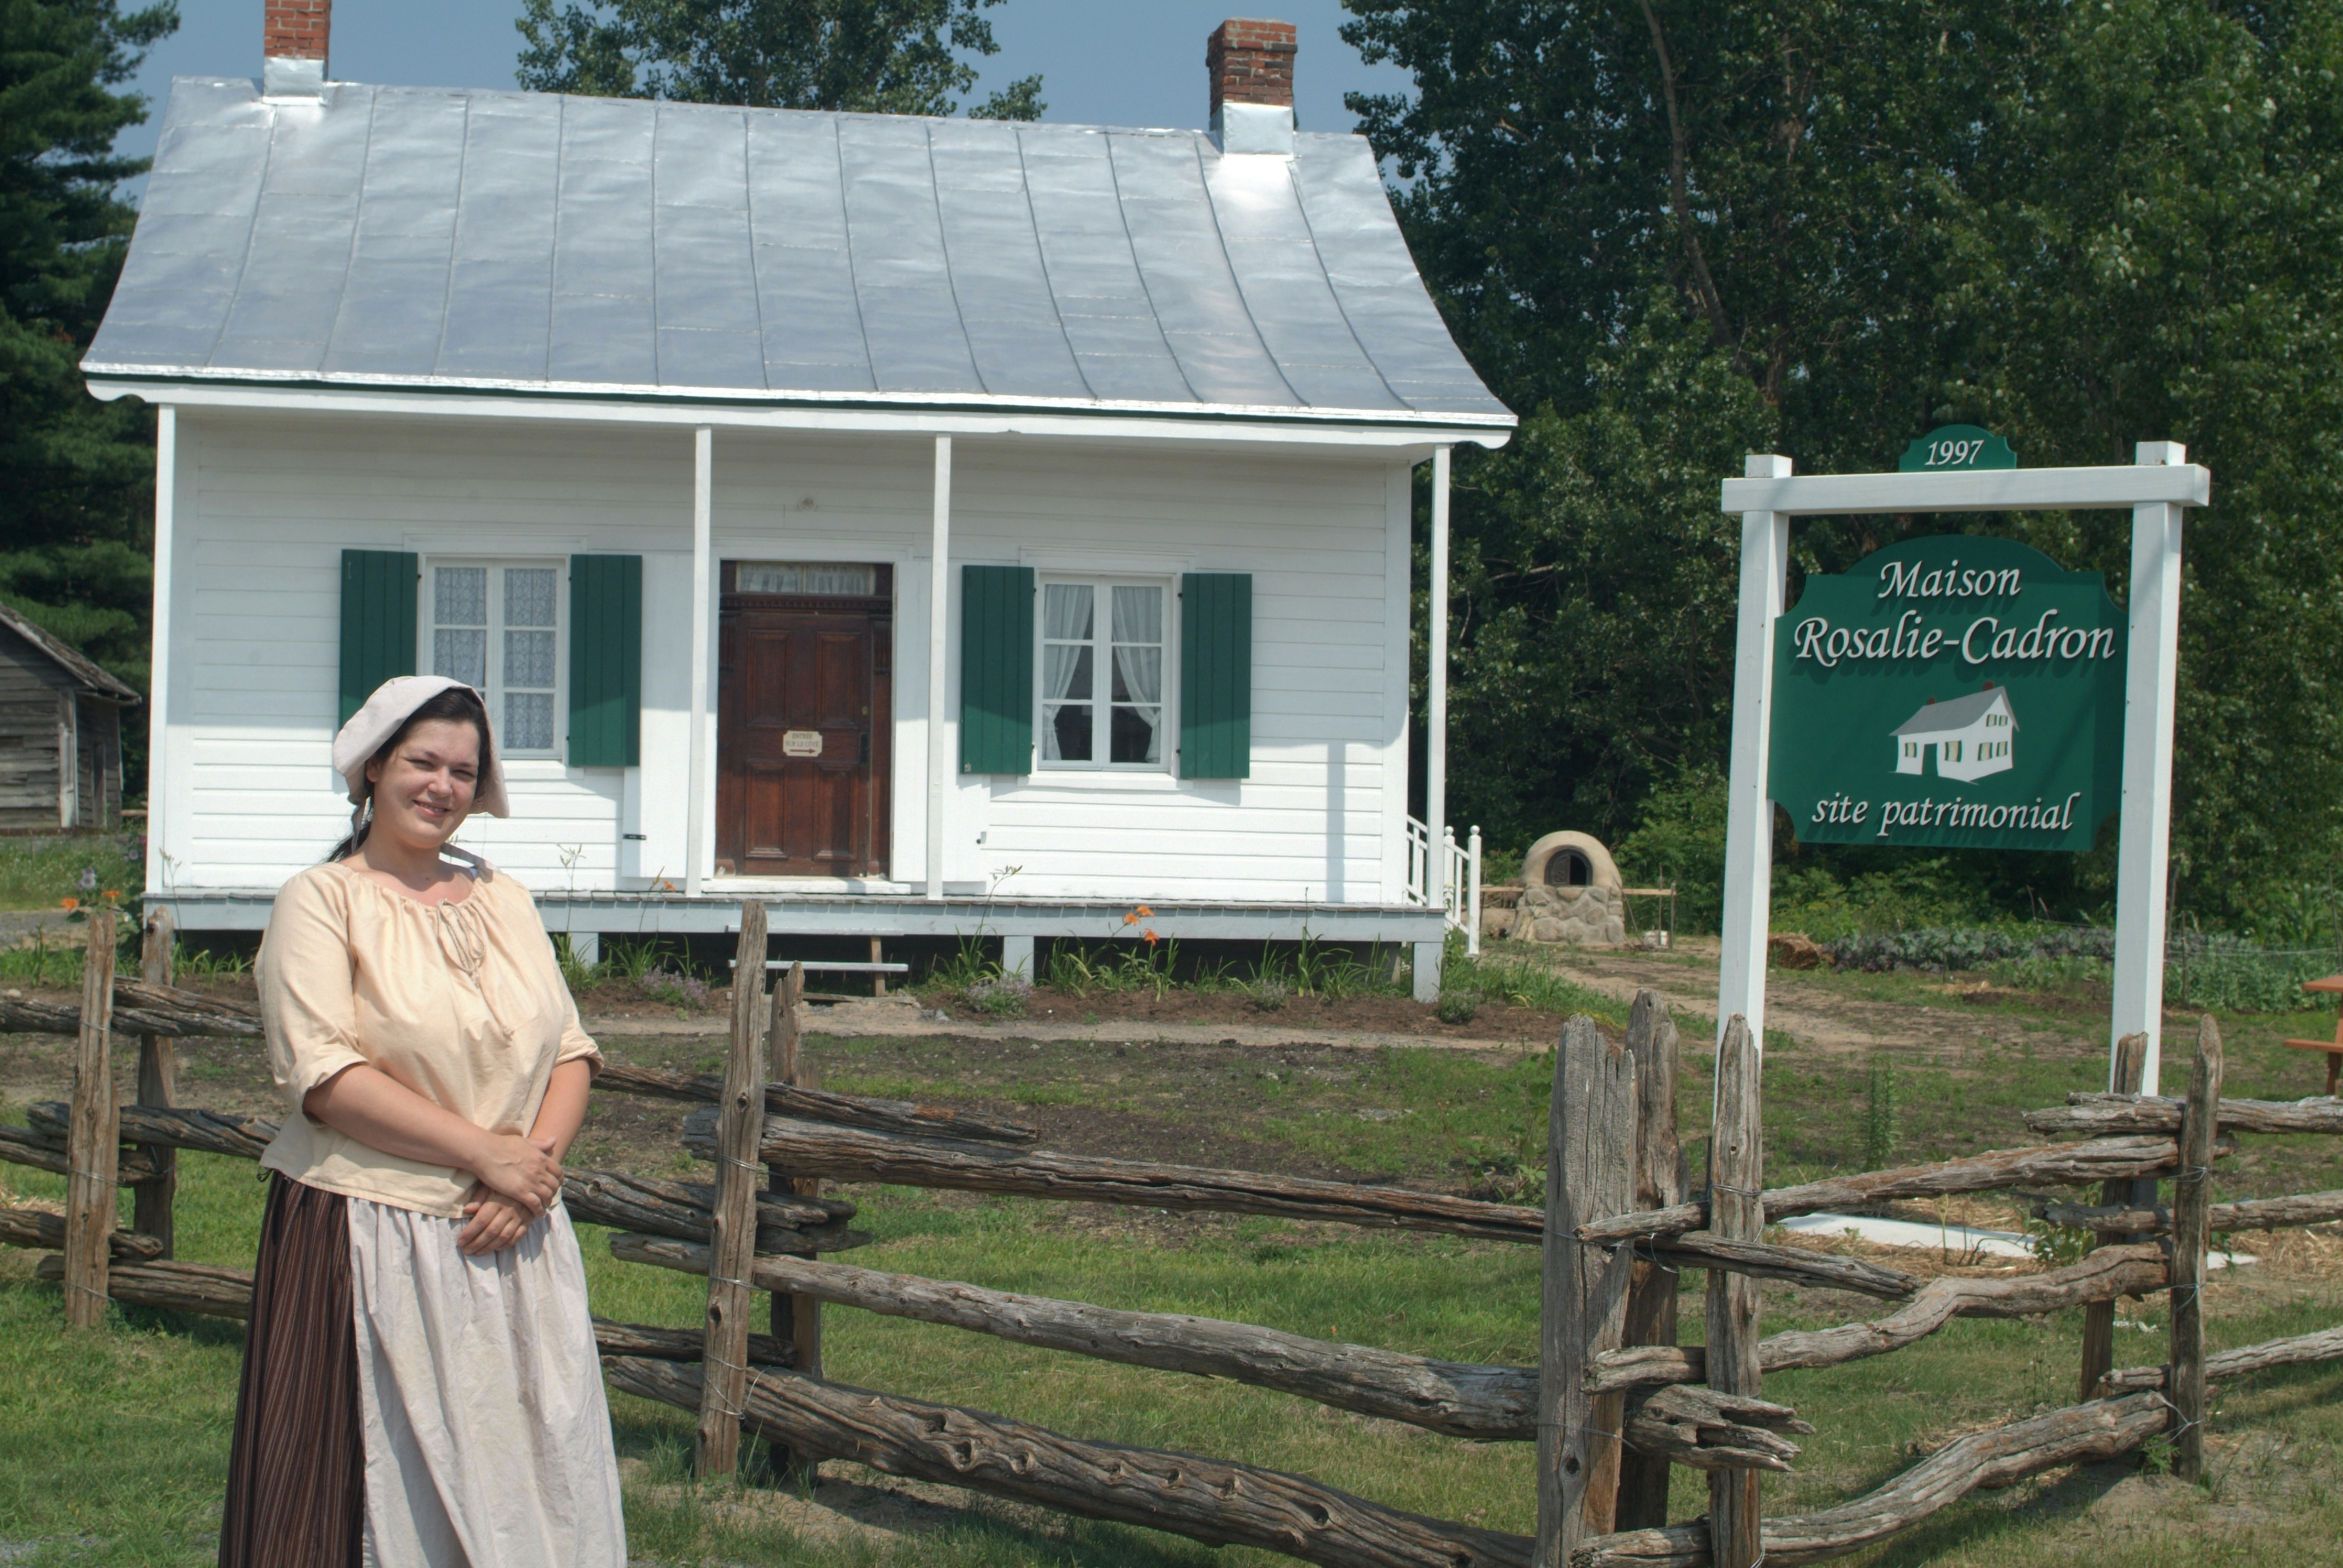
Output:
[584, 994, 1544, 1054]
[1545, 938, 2100, 1064]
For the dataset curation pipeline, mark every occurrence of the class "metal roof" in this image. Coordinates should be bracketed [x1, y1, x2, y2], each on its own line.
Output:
[1893, 687, 2014, 736]
[84, 78, 1513, 431]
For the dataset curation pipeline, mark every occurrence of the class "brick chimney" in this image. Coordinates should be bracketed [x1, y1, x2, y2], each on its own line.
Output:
[263, 0, 330, 98]
[1207, 19, 1296, 155]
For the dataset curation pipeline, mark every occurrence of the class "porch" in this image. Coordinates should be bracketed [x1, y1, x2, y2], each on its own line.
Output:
[148, 888, 1455, 1002]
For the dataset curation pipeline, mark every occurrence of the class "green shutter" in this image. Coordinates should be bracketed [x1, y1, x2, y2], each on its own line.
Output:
[568, 554, 642, 766]
[339, 550, 418, 726]
[960, 564, 1034, 775]
[1180, 573, 1252, 779]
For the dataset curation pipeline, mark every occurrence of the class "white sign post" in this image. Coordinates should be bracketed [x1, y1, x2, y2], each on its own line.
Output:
[1714, 444, 2211, 1093]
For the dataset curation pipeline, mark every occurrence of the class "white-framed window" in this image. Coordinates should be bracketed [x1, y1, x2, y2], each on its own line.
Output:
[1038, 578, 1170, 769]
[427, 560, 563, 758]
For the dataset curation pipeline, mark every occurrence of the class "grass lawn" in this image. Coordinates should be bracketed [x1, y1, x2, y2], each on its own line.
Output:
[1, 969, 2339, 1564]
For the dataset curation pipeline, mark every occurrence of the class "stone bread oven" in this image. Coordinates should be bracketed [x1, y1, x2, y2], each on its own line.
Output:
[1500, 831, 1627, 945]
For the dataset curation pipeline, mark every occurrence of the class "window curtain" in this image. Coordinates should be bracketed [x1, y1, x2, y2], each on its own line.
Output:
[1040, 583, 1093, 761]
[1110, 586, 1162, 763]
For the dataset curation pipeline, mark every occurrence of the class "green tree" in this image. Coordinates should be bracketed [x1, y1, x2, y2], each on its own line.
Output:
[1353, 1, 2343, 924]
[516, 0, 1043, 118]
[0, 0, 177, 773]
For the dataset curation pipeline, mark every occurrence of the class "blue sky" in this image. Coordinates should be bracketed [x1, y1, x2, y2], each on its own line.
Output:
[117, 0, 1416, 167]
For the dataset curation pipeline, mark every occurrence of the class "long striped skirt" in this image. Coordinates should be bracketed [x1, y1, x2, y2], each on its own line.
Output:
[219, 1175, 626, 1567]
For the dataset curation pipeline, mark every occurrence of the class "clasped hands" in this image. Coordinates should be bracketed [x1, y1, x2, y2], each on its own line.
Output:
[457, 1129, 564, 1255]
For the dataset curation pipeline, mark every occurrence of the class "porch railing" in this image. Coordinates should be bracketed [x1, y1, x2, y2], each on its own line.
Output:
[1404, 817, 1481, 956]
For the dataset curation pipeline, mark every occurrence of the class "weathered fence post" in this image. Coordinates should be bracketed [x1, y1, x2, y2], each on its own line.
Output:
[2077, 1030, 2149, 1399]
[2172, 1014, 2220, 1480]
[771, 962, 821, 1380]
[132, 908, 177, 1254]
[63, 909, 120, 1329]
[1534, 1014, 1637, 1565]
[1708, 1015, 1764, 1568]
[696, 901, 769, 1477]
[1616, 988, 1684, 1531]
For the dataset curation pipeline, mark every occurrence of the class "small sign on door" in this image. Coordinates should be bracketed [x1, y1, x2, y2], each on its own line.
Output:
[782, 729, 824, 758]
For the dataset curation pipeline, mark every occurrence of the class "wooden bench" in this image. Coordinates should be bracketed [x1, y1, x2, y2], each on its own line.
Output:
[2285, 974, 2343, 1097]
[725, 952, 911, 997]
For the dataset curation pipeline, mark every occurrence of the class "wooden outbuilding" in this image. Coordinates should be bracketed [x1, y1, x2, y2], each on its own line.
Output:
[0, 601, 138, 831]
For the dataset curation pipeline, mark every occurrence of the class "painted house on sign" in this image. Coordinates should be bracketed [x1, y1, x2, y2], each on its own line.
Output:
[1892, 687, 2017, 782]
[84, 7, 1513, 995]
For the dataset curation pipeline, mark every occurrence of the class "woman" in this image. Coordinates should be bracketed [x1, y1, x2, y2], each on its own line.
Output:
[220, 676, 626, 1567]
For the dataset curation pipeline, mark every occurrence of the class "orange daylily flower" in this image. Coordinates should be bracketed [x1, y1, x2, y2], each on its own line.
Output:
[59, 897, 77, 911]
[1135, 905, 1153, 917]
[1123, 912, 1138, 925]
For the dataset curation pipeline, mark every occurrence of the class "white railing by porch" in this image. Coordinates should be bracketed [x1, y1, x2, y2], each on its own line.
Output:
[1405, 818, 1482, 956]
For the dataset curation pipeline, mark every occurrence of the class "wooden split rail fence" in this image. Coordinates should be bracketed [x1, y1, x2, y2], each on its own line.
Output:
[4, 907, 2342, 1566]
[1552, 1010, 2343, 1568]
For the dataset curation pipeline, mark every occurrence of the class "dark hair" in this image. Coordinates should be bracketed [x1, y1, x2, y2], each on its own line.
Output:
[329, 686, 495, 862]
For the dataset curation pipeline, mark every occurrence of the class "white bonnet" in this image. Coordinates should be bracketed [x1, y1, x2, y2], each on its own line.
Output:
[332, 675, 510, 819]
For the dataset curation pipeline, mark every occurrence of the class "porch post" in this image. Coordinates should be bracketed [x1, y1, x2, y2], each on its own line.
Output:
[686, 427, 713, 898]
[1427, 445, 1451, 902]
[1715, 455, 1791, 1050]
[927, 435, 952, 901]
[146, 406, 176, 897]
[2111, 442, 2189, 1093]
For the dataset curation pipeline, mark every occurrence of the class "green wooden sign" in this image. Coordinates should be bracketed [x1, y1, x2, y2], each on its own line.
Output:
[1768, 536, 2125, 850]
[1898, 425, 2017, 472]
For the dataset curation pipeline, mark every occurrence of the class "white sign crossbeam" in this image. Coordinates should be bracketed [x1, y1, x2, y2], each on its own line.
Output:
[1721, 462, 2210, 518]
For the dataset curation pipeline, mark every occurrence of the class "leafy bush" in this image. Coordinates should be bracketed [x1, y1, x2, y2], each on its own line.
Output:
[965, 976, 1031, 1019]
[1822, 922, 2337, 1013]
[1478, 845, 1524, 886]
[2235, 876, 2343, 952]
[1245, 976, 1290, 1011]
[1277, 935, 1404, 1001]
[1772, 857, 1998, 941]
[1983, 951, 2111, 992]
[635, 965, 709, 1010]
[2025, 1217, 2096, 1269]
[1824, 923, 2110, 973]
[926, 937, 1004, 993]
[1435, 988, 1481, 1025]
[1043, 939, 1178, 998]
[1614, 765, 1728, 933]
[2167, 933, 2337, 1014]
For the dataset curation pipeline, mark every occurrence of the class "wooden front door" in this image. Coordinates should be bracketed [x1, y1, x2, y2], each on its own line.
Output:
[716, 563, 892, 876]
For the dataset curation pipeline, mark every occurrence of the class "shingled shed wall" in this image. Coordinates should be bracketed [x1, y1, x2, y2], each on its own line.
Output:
[0, 623, 126, 832]
[1208, 19, 1297, 112]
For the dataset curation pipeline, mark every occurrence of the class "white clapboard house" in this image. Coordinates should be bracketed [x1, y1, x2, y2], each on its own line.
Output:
[85, 9, 1513, 994]
[1892, 687, 2017, 782]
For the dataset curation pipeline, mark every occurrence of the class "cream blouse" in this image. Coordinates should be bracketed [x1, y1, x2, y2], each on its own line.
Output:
[256, 859, 601, 1217]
